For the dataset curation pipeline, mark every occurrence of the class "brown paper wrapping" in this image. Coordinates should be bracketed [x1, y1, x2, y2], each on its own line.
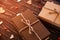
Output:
[38, 1, 60, 27]
[12, 9, 50, 40]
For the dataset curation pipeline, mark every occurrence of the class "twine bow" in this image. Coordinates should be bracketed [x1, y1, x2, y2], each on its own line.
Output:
[17, 13, 41, 40]
[44, 7, 60, 22]
[49, 8, 59, 22]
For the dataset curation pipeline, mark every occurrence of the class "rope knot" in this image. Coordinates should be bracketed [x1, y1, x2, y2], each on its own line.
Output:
[17, 13, 41, 40]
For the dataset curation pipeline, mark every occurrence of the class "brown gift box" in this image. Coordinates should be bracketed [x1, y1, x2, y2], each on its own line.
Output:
[12, 9, 50, 40]
[38, 1, 60, 27]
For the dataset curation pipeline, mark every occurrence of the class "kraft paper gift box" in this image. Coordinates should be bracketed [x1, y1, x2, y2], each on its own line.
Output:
[38, 1, 60, 27]
[12, 9, 50, 40]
